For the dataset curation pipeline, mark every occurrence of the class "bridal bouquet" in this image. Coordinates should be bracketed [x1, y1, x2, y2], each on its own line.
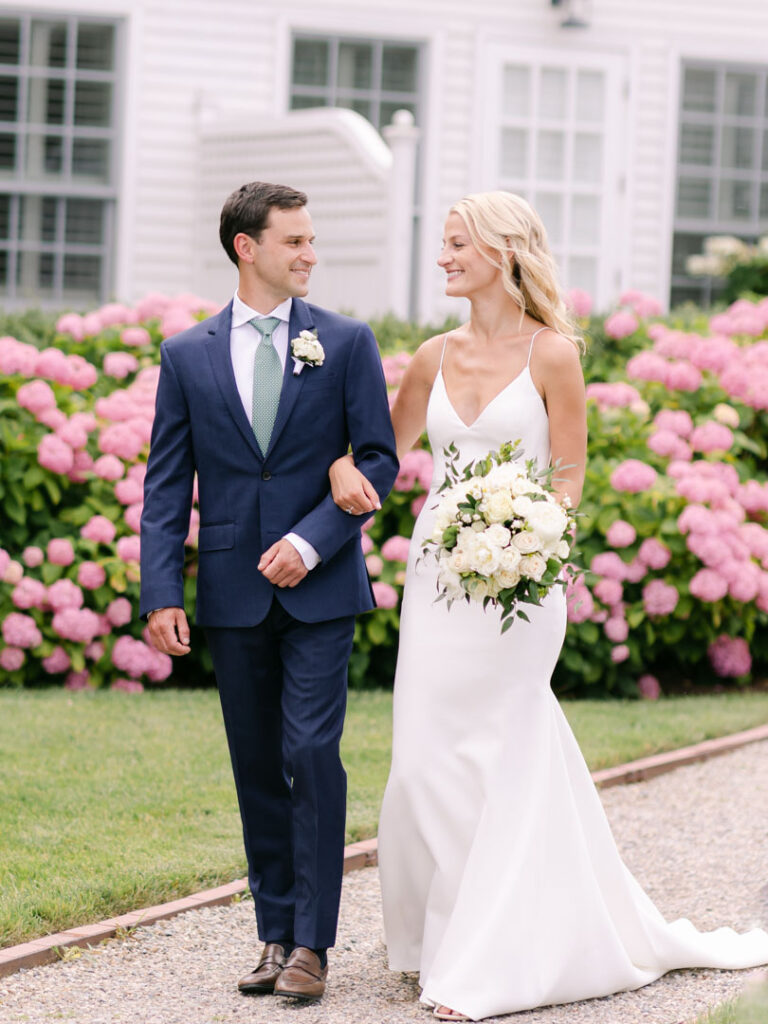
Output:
[422, 441, 578, 632]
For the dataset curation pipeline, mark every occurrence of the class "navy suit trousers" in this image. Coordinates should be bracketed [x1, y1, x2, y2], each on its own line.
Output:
[206, 599, 355, 949]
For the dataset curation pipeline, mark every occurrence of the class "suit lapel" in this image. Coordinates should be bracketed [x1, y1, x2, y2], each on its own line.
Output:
[204, 301, 265, 462]
[264, 298, 314, 459]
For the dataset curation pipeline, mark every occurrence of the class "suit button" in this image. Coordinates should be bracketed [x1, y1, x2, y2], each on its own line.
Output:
[261, 470, 271, 481]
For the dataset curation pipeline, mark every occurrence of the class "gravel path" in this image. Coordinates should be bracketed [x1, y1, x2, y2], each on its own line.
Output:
[1, 741, 767, 1024]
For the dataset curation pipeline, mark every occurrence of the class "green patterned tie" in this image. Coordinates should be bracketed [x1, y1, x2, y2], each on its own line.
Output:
[250, 316, 282, 455]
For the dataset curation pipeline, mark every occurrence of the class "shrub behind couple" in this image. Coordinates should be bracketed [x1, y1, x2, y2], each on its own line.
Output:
[140, 181, 768, 1022]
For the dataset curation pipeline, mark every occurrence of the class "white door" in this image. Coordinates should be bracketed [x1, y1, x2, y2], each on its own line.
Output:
[476, 46, 628, 309]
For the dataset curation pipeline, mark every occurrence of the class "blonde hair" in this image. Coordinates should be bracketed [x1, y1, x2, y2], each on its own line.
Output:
[450, 191, 584, 352]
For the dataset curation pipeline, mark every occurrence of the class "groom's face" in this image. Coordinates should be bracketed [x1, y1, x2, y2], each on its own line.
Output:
[248, 205, 318, 303]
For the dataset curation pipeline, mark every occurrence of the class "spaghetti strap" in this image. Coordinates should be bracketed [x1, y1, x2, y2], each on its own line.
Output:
[526, 326, 548, 367]
[438, 331, 452, 372]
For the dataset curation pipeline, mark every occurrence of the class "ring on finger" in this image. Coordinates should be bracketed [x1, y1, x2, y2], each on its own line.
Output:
[345, 507, 354, 514]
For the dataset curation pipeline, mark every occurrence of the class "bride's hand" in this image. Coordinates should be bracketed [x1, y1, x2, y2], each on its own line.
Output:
[329, 454, 381, 515]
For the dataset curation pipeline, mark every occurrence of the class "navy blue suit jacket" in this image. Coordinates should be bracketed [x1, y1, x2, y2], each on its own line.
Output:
[139, 298, 398, 626]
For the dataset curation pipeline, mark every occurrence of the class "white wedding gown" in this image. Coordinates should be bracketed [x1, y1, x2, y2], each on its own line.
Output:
[377, 332, 768, 1021]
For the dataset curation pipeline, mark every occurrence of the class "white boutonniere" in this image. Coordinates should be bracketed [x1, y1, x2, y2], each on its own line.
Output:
[291, 330, 325, 375]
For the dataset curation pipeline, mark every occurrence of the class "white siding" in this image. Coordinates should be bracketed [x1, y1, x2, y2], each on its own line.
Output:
[9, 0, 768, 316]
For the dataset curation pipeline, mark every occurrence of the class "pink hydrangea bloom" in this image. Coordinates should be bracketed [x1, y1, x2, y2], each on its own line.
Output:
[411, 495, 427, 517]
[622, 558, 647, 584]
[78, 561, 107, 590]
[637, 674, 661, 700]
[85, 641, 105, 660]
[610, 460, 657, 494]
[47, 538, 75, 566]
[648, 430, 691, 461]
[111, 677, 145, 694]
[566, 288, 593, 318]
[52, 607, 101, 644]
[365, 554, 384, 577]
[708, 635, 751, 678]
[689, 568, 728, 602]
[116, 536, 141, 562]
[610, 644, 630, 663]
[121, 326, 153, 347]
[22, 546, 44, 568]
[737, 480, 768, 514]
[593, 578, 623, 606]
[606, 519, 636, 548]
[106, 597, 133, 627]
[381, 535, 411, 562]
[65, 354, 98, 390]
[112, 635, 156, 677]
[0, 547, 10, 578]
[566, 581, 594, 622]
[56, 313, 85, 340]
[372, 581, 399, 609]
[42, 646, 71, 674]
[145, 648, 173, 682]
[65, 670, 92, 691]
[619, 291, 662, 318]
[81, 515, 117, 544]
[93, 454, 125, 481]
[394, 449, 434, 492]
[2, 612, 43, 649]
[0, 646, 25, 671]
[17, 379, 57, 414]
[98, 422, 145, 460]
[643, 579, 679, 616]
[114, 476, 144, 505]
[125, 502, 143, 533]
[638, 537, 671, 570]
[729, 571, 760, 603]
[0, 336, 38, 375]
[360, 533, 374, 555]
[604, 310, 639, 339]
[3, 559, 23, 584]
[590, 552, 628, 580]
[585, 382, 643, 410]
[37, 433, 74, 474]
[739, 523, 768, 561]
[664, 361, 702, 392]
[12, 577, 47, 610]
[47, 578, 85, 611]
[653, 409, 693, 437]
[690, 421, 734, 454]
[604, 616, 629, 643]
[103, 351, 139, 379]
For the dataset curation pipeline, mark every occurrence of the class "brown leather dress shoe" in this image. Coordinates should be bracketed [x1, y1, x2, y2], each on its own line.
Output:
[237, 942, 286, 994]
[273, 947, 328, 1001]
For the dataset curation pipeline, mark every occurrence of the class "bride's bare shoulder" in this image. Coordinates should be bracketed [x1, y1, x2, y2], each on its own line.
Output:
[405, 332, 450, 383]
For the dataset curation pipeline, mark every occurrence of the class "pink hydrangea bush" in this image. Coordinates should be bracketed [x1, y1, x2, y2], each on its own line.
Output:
[0, 294, 216, 688]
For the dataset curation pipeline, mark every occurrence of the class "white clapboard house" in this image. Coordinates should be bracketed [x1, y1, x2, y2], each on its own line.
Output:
[0, 0, 766, 319]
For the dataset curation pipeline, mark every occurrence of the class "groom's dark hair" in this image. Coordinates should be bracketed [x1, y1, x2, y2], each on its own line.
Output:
[220, 181, 308, 265]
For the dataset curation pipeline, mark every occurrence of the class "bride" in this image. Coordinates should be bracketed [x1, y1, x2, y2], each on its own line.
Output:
[330, 191, 768, 1021]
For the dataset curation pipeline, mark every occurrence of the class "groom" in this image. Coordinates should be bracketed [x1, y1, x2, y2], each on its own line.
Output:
[140, 181, 398, 1001]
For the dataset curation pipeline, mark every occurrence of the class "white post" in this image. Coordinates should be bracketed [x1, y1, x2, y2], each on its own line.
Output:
[382, 110, 420, 319]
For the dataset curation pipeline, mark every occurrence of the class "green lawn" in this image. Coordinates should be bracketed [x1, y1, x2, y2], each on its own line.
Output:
[694, 982, 768, 1024]
[1, 688, 767, 948]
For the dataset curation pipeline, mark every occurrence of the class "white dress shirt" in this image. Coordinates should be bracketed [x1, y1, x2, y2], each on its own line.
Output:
[230, 292, 320, 571]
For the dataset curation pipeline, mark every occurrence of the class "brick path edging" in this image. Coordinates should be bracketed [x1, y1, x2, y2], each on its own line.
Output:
[2, 722, 767, 980]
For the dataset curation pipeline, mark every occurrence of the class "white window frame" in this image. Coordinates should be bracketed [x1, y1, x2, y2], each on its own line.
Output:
[474, 42, 628, 311]
[0, 9, 122, 308]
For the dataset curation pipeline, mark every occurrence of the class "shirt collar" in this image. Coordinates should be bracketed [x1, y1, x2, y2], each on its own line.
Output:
[231, 293, 292, 329]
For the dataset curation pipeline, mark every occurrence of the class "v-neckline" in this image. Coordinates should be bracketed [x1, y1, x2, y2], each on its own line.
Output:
[439, 366, 531, 429]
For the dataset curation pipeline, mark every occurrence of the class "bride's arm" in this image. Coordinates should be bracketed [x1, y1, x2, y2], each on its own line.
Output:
[532, 334, 587, 507]
[329, 338, 442, 513]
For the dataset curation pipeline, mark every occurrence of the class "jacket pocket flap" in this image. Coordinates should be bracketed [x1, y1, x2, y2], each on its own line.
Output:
[198, 523, 235, 551]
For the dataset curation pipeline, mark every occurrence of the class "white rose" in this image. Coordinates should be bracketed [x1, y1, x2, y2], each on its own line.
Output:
[556, 539, 570, 559]
[292, 330, 325, 364]
[519, 553, 547, 582]
[468, 536, 502, 576]
[496, 567, 521, 589]
[465, 577, 491, 601]
[525, 501, 568, 543]
[511, 495, 535, 517]
[498, 545, 522, 571]
[485, 523, 511, 547]
[449, 547, 471, 573]
[513, 530, 542, 554]
[482, 489, 515, 523]
[438, 562, 465, 600]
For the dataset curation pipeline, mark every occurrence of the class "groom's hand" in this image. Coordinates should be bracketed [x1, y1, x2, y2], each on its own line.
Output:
[147, 606, 191, 656]
[258, 539, 308, 588]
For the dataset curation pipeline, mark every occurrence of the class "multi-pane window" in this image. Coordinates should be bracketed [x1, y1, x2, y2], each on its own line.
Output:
[671, 62, 768, 307]
[496, 56, 621, 305]
[0, 15, 119, 307]
[290, 35, 421, 133]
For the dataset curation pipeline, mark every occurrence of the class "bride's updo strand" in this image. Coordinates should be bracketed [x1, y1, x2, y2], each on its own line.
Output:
[451, 191, 584, 352]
